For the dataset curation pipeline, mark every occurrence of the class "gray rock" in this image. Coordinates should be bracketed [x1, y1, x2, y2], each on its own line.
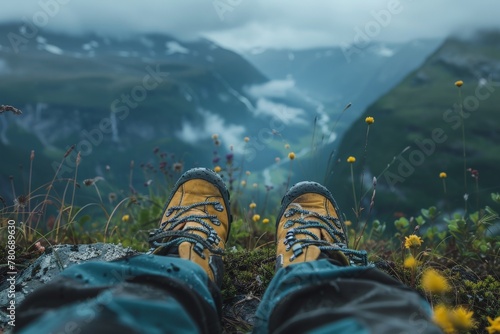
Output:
[0, 243, 136, 331]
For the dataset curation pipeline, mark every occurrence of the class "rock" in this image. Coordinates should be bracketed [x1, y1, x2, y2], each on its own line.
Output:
[0, 243, 136, 330]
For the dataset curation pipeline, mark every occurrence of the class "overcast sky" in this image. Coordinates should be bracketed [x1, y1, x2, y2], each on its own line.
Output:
[1, 1, 499, 51]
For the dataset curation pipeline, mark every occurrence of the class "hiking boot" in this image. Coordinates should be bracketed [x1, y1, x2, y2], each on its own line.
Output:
[275, 181, 366, 270]
[149, 168, 232, 287]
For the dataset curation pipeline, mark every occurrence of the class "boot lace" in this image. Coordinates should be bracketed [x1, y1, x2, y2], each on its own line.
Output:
[148, 201, 225, 258]
[282, 206, 367, 265]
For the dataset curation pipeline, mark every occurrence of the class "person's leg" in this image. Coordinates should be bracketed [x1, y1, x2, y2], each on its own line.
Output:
[16, 168, 232, 334]
[253, 181, 442, 334]
[17, 255, 220, 334]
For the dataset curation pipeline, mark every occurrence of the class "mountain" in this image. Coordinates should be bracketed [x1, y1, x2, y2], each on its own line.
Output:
[327, 31, 500, 220]
[0, 23, 326, 203]
[243, 39, 442, 124]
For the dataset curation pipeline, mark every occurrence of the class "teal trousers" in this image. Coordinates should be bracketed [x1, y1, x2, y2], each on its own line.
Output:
[16, 255, 442, 333]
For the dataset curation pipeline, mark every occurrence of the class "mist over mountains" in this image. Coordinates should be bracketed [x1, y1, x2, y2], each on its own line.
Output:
[1, 22, 498, 218]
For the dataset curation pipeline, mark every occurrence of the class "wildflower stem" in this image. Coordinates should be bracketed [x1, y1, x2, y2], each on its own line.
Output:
[286, 159, 293, 191]
[458, 88, 467, 206]
[129, 160, 135, 194]
[68, 152, 80, 228]
[94, 183, 103, 204]
[323, 103, 351, 184]
[359, 124, 371, 207]
[104, 197, 131, 241]
[28, 150, 34, 225]
[362, 146, 410, 199]
[38, 144, 75, 236]
[323, 150, 336, 184]
[354, 179, 376, 250]
[350, 164, 358, 218]
[475, 177, 479, 212]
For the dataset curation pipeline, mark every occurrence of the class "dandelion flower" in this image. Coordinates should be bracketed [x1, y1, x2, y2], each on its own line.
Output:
[246, 171, 251, 176]
[288, 152, 296, 160]
[439, 172, 447, 179]
[241, 180, 247, 187]
[365, 116, 375, 125]
[252, 214, 261, 222]
[404, 234, 423, 249]
[262, 218, 270, 224]
[455, 80, 464, 87]
[422, 268, 450, 294]
[450, 306, 474, 331]
[433, 304, 454, 333]
[214, 166, 222, 173]
[487, 316, 500, 334]
[249, 202, 257, 209]
[347, 156, 356, 163]
[122, 214, 130, 222]
[244, 136, 250, 142]
[404, 255, 419, 269]
[344, 220, 352, 227]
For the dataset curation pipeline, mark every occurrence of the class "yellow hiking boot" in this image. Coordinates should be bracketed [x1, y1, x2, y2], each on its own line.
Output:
[149, 168, 232, 287]
[276, 181, 367, 269]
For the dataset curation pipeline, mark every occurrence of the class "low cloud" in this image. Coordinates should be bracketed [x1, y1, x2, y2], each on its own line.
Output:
[246, 79, 295, 99]
[253, 99, 307, 126]
[176, 108, 245, 150]
[1, 1, 499, 52]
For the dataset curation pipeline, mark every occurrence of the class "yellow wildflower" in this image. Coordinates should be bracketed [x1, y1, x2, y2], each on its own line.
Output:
[241, 180, 247, 187]
[347, 156, 356, 163]
[246, 171, 251, 176]
[439, 172, 447, 179]
[214, 166, 222, 173]
[212, 134, 219, 140]
[244, 136, 250, 142]
[288, 152, 296, 160]
[450, 306, 475, 331]
[122, 214, 130, 222]
[365, 116, 375, 125]
[249, 202, 257, 209]
[253, 183, 258, 188]
[252, 214, 261, 222]
[433, 304, 454, 333]
[344, 220, 352, 227]
[404, 234, 423, 249]
[455, 80, 463, 87]
[422, 268, 450, 294]
[262, 218, 270, 224]
[404, 255, 419, 269]
[487, 316, 500, 334]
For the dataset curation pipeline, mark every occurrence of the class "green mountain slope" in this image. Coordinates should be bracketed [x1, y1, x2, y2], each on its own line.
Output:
[328, 31, 500, 219]
[0, 24, 288, 202]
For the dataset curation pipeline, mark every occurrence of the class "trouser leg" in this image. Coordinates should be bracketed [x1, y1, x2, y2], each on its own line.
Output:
[16, 254, 221, 334]
[253, 259, 442, 334]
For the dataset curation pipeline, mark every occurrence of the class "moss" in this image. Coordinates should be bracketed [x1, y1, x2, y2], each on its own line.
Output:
[221, 247, 276, 301]
[458, 276, 500, 324]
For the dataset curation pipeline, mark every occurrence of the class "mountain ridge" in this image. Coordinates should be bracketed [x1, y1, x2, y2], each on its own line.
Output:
[328, 31, 500, 219]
